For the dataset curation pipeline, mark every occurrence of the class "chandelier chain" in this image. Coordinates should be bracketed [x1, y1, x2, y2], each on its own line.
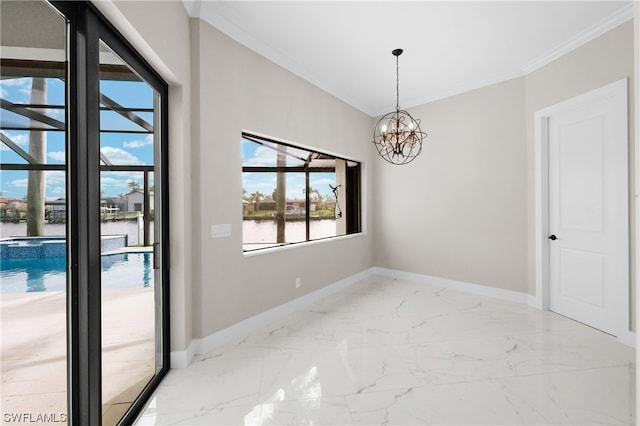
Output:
[396, 54, 400, 111]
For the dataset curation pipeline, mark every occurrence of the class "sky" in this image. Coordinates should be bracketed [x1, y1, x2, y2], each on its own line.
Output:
[0, 76, 155, 199]
[242, 138, 336, 201]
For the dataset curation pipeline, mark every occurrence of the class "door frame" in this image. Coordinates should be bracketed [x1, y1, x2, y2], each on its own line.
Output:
[533, 78, 630, 342]
[50, 1, 171, 424]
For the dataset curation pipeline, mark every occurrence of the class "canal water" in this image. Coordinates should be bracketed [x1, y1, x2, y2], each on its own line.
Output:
[1, 221, 154, 245]
[2, 219, 338, 247]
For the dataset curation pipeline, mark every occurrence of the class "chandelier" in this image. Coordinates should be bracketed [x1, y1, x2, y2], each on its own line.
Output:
[372, 49, 426, 165]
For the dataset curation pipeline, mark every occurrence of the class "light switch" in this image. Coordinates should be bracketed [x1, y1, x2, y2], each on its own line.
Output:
[211, 224, 231, 238]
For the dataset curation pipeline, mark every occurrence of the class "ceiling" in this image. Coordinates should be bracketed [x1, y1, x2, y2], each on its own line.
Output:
[183, 1, 633, 117]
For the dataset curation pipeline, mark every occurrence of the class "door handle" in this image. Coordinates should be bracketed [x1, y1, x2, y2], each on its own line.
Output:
[549, 234, 557, 241]
[153, 242, 159, 269]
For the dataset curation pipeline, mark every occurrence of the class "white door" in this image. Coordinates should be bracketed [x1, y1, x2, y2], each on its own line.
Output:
[548, 80, 628, 336]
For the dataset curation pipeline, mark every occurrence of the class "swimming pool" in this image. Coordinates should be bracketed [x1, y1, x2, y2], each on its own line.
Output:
[0, 235, 127, 260]
[0, 252, 153, 293]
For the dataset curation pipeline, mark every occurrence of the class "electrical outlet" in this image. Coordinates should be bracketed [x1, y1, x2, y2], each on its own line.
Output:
[295, 277, 301, 288]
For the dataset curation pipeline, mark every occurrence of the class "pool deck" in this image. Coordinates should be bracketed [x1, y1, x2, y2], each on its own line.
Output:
[1, 287, 155, 425]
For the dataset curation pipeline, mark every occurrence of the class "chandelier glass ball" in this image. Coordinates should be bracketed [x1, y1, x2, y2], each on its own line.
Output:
[372, 48, 427, 165]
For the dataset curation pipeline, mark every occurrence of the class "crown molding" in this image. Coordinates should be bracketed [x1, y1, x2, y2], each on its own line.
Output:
[181, 0, 201, 18]
[522, 3, 634, 75]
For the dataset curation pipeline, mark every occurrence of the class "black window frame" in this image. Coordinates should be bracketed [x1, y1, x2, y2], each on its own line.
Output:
[242, 132, 361, 252]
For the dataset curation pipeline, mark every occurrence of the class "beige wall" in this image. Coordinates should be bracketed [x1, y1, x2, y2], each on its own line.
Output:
[525, 21, 635, 327]
[373, 77, 528, 292]
[190, 19, 375, 338]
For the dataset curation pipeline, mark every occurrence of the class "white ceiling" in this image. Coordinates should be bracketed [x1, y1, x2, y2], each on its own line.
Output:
[183, 1, 633, 117]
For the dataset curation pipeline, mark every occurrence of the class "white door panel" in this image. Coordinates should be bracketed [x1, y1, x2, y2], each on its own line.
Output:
[558, 248, 605, 308]
[548, 80, 628, 336]
[557, 116, 604, 232]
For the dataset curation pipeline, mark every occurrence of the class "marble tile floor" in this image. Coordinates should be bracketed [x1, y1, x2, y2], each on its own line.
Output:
[136, 275, 636, 425]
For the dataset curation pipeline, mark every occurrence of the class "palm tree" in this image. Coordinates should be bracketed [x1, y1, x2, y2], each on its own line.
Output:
[249, 191, 264, 212]
[304, 186, 324, 210]
[304, 186, 322, 201]
[275, 148, 286, 243]
[128, 180, 141, 192]
[26, 78, 47, 236]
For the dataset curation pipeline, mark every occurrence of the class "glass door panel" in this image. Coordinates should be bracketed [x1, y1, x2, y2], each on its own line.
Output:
[98, 39, 158, 425]
[0, 0, 68, 421]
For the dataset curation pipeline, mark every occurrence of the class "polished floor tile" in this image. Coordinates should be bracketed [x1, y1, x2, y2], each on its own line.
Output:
[136, 276, 635, 425]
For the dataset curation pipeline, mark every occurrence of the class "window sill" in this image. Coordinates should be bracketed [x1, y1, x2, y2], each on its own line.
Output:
[243, 232, 368, 258]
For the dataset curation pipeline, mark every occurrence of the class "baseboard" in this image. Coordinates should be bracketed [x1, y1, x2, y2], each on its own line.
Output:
[528, 294, 543, 309]
[170, 267, 375, 367]
[372, 267, 530, 304]
[170, 342, 196, 369]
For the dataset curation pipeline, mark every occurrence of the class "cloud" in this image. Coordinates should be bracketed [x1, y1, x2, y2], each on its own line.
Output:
[0, 77, 31, 88]
[48, 151, 66, 162]
[287, 182, 305, 198]
[44, 172, 66, 198]
[48, 108, 64, 120]
[10, 178, 28, 188]
[242, 175, 276, 195]
[310, 178, 335, 186]
[100, 146, 141, 165]
[2, 171, 65, 198]
[46, 171, 65, 185]
[0, 77, 32, 103]
[287, 147, 310, 162]
[48, 187, 66, 198]
[252, 182, 275, 190]
[245, 145, 276, 166]
[98, 172, 150, 196]
[123, 134, 153, 149]
[102, 171, 143, 178]
[9, 171, 64, 186]
[101, 177, 130, 187]
[0, 131, 29, 151]
[99, 172, 144, 195]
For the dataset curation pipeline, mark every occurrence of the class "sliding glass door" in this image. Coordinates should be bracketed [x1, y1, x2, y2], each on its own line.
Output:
[0, 1, 69, 422]
[97, 38, 164, 424]
[1, 2, 169, 424]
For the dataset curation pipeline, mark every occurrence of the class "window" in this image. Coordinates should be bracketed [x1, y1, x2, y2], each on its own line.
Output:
[242, 133, 361, 251]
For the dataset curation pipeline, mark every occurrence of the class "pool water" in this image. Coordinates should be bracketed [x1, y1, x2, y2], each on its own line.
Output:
[0, 252, 153, 293]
